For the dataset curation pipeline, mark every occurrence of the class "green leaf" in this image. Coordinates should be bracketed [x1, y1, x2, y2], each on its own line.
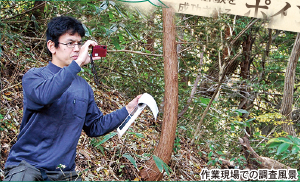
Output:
[291, 145, 300, 154]
[153, 155, 172, 176]
[134, 7, 146, 20]
[233, 121, 245, 125]
[98, 1, 108, 12]
[128, 131, 144, 138]
[267, 142, 282, 148]
[246, 118, 255, 122]
[109, 1, 124, 18]
[240, 156, 246, 160]
[153, 155, 164, 172]
[123, 153, 138, 170]
[82, 24, 91, 37]
[294, 137, 300, 146]
[31, 14, 39, 30]
[230, 124, 235, 130]
[234, 109, 248, 116]
[95, 132, 117, 146]
[179, 126, 187, 130]
[287, 135, 300, 145]
[267, 138, 284, 145]
[207, 160, 213, 165]
[199, 97, 210, 105]
[106, 24, 119, 36]
[245, 118, 255, 127]
[99, 145, 105, 155]
[118, 34, 124, 41]
[216, 151, 223, 155]
[276, 143, 290, 155]
[277, 137, 293, 144]
[120, 25, 136, 40]
[162, 162, 171, 175]
[280, 153, 289, 160]
[112, 37, 121, 50]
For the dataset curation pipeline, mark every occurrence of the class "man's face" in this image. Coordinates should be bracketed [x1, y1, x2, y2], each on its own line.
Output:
[50, 32, 82, 68]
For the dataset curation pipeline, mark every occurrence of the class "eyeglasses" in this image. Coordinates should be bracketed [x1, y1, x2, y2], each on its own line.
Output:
[58, 41, 82, 48]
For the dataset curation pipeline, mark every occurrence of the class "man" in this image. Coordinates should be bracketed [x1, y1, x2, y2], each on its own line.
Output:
[4, 16, 141, 181]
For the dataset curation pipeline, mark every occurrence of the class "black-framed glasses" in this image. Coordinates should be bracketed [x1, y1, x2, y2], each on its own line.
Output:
[58, 41, 82, 48]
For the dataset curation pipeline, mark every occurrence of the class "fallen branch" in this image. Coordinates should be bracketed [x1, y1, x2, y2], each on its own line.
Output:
[239, 136, 291, 169]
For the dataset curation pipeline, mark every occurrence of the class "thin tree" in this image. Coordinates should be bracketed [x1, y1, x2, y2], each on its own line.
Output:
[139, 7, 178, 181]
[280, 33, 300, 137]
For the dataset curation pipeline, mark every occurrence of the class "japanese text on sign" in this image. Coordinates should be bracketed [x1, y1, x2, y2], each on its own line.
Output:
[200, 168, 299, 181]
[162, 0, 300, 32]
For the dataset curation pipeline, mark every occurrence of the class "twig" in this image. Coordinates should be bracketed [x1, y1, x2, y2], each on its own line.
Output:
[1, 53, 15, 64]
[176, 41, 202, 44]
[22, 36, 45, 41]
[230, 18, 259, 46]
[255, 126, 277, 148]
[108, 50, 162, 57]
[0, 82, 22, 93]
[177, 46, 193, 55]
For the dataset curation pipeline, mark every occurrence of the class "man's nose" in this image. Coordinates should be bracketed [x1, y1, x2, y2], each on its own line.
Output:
[73, 44, 80, 51]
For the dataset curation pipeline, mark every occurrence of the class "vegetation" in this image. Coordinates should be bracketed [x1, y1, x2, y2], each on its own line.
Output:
[1, 0, 300, 180]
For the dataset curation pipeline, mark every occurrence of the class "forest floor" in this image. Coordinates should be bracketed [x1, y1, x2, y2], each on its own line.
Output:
[0, 80, 210, 181]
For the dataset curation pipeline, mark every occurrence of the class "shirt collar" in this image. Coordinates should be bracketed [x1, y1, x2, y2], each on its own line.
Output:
[47, 61, 62, 74]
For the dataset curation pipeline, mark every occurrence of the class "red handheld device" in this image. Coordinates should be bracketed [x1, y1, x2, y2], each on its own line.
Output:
[92, 45, 107, 57]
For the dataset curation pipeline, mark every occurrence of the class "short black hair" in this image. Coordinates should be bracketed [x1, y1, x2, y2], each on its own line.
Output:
[46, 16, 85, 55]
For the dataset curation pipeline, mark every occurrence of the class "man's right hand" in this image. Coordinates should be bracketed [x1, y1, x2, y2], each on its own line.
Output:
[75, 40, 102, 67]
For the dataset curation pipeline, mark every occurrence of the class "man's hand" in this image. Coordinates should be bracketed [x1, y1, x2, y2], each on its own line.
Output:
[126, 95, 142, 114]
[75, 40, 102, 67]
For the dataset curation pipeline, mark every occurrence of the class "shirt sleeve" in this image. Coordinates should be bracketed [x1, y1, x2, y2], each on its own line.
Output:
[83, 86, 129, 137]
[22, 61, 81, 110]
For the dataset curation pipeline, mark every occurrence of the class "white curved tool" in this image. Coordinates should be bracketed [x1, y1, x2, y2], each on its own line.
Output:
[117, 93, 158, 138]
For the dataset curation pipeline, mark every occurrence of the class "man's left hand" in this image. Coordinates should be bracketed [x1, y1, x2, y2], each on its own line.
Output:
[126, 95, 142, 114]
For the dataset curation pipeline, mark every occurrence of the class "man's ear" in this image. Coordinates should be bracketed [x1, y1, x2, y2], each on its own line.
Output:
[47, 40, 56, 54]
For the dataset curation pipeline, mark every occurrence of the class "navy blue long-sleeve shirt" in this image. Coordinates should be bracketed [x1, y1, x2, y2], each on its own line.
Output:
[5, 61, 128, 171]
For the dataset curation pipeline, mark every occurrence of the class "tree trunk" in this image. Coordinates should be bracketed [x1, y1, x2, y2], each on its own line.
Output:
[280, 33, 300, 137]
[139, 7, 178, 181]
[239, 33, 254, 112]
